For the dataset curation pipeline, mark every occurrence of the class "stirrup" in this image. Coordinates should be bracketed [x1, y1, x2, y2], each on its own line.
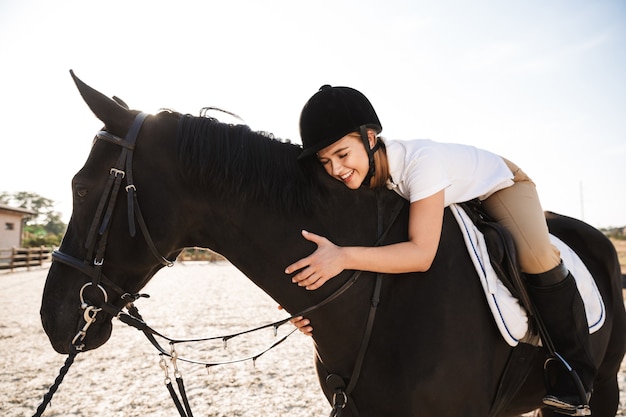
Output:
[543, 395, 591, 416]
[542, 354, 591, 415]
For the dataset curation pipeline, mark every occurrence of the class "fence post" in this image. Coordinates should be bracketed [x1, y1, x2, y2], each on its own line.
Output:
[10, 247, 16, 272]
[1, 246, 52, 272]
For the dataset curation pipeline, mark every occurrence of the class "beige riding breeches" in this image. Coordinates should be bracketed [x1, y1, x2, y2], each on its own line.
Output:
[481, 158, 561, 274]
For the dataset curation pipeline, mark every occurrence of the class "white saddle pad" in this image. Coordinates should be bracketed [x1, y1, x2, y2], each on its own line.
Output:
[450, 204, 605, 347]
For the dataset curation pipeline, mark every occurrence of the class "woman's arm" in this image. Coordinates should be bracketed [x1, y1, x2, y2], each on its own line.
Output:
[285, 189, 445, 290]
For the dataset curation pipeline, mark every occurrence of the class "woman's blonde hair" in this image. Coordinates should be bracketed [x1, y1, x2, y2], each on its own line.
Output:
[345, 129, 389, 189]
[370, 139, 389, 189]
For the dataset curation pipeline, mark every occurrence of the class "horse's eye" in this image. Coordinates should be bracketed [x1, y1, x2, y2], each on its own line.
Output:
[76, 188, 88, 198]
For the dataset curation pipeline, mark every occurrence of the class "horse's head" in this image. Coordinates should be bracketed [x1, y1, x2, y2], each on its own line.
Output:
[41, 72, 182, 353]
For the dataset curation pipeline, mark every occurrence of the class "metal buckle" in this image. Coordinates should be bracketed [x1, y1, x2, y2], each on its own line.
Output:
[110, 168, 125, 178]
[332, 390, 347, 409]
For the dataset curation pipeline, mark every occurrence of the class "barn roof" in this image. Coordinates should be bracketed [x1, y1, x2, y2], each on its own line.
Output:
[0, 204, 36, 216]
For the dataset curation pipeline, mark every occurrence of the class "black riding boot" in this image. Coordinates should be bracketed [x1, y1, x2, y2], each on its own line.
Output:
[525, 262, 596, 416]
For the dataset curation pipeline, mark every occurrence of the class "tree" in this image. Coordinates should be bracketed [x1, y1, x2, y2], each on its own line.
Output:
[0, 191, 66, 247]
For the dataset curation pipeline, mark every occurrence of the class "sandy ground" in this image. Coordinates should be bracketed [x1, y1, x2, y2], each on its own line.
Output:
[612, 239, 626, 273]
[1, 262, 327, 417]
[1, 261, 625, 417]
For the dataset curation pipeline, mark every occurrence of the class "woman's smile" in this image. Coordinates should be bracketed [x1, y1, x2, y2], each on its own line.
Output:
[339, 169, 355, 184]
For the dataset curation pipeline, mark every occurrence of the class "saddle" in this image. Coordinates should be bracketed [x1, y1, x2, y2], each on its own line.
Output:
[455, 200, 539, 343]
[454, 201, 605, 347]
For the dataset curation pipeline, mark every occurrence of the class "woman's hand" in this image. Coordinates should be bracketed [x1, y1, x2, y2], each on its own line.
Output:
[277, 305, 313, 336]
[284, 230, 345, 290]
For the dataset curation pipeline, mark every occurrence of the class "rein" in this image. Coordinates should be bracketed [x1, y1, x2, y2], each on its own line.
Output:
[36, 111, 406, 417]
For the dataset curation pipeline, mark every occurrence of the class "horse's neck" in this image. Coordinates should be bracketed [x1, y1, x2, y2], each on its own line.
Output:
[202, 204, 326, 310]
[194, 186, 405, 309]
[183, 182, 410, 375]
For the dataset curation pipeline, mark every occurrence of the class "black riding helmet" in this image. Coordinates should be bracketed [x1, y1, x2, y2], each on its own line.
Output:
[299, 85, 382, 158]
[298, 85, 383, 184]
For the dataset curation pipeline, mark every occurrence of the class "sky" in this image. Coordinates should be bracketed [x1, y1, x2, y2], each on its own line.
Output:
[1, 0, 625, 228]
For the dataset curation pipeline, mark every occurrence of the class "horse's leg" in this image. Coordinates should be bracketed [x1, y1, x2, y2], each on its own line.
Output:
[587, 266, 626, 416]
[588, 323, 626, 416]
[588, 375, 620, 417]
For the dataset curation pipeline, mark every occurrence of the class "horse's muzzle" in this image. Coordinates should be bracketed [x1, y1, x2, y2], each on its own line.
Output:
[40, 263, 114, 354]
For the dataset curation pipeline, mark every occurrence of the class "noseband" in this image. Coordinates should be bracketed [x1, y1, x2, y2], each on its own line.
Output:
[52, 112, 175, 351]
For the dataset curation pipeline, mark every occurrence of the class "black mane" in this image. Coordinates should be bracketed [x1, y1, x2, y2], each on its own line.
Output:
[176, 114, 325, 213]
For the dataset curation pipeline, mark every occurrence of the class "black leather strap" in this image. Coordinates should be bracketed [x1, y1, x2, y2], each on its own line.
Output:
[524, 262, 568, 287]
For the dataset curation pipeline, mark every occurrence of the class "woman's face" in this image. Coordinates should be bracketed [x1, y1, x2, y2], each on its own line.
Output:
[317, 133, 374, 189]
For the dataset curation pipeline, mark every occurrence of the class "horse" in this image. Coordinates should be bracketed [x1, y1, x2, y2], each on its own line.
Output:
[40, 71, 626, 417]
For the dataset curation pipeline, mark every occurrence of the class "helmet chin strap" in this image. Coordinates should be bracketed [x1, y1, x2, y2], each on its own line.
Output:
[360, 125, 380, 186]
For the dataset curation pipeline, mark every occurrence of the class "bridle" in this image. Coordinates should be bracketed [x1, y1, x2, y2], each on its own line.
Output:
[51, 111, 175, 351]
[33, 111, 180, 417]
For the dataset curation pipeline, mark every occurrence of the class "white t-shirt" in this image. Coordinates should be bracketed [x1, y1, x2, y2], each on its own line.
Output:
[383, 138, 514, 207]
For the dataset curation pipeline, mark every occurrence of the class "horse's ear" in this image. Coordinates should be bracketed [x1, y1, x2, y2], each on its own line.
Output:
[69, 70, 134, 135]
[112, 96, 130, 109]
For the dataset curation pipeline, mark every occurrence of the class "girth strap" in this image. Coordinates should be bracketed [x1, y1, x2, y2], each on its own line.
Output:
[347, 274, 383, 395]
[327, 272, 384, 417]
[325, 192, 401, 416]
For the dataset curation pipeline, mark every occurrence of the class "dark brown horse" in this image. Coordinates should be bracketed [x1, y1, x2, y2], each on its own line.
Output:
[40, 72, 626, 416]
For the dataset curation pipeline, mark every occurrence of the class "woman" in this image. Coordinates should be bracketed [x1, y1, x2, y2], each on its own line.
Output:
[285, 85, 595, 414]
